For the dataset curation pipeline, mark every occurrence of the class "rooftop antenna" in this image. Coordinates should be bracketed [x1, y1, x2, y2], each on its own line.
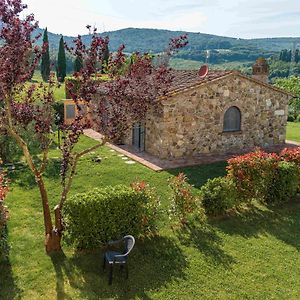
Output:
[205, 49, 210, 64]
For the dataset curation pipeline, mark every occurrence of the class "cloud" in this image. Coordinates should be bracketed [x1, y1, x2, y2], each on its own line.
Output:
[23, 0, 300, 38]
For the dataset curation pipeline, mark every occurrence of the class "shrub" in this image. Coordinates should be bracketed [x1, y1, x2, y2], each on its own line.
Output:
[227, 149, 279, 201]
[62, 184, 160, 249]
[287, 114, 295, 122]
[200, 177, 238, 215]
[280, 147, 300, 167]
[267, 161, 299, 203]
[296, 114, 300, 123]
[168, 173, 204, 225]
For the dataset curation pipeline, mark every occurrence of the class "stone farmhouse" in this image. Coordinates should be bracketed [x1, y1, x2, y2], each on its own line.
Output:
[64, 58, 292, 161]
[122, 58, 292, 159]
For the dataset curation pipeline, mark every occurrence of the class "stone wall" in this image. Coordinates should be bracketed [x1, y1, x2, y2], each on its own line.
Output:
[145, 73, 290, 159]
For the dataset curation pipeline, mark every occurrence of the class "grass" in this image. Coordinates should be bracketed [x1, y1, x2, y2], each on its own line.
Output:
[2, 136, 300, 299]
[286, 121, 300, 142]
[31, 71, 66, 102]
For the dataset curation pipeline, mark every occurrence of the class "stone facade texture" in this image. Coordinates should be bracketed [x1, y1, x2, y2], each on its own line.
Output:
[127, 73, 291, 159]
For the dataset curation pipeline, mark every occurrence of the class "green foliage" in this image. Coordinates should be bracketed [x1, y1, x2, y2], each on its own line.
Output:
[0, 134, 22, 163]
[52, 102, 64, 126]
[102, 43, 109, 74]
[40, 28, 50, 82]
[288, 115, 295, 122]
[267, 161, 299, 203]
[56, 36, 66, 82]
[73, 55, 83, 73]
[279, 49, 292, 62]
[0, 225, 9, 262]
[200, 177, 238, 215]
[168, 173, 204, 225]
[275, 76, 300, 119]
[63, 184, 160, 249]
[274, 76, 300, 97]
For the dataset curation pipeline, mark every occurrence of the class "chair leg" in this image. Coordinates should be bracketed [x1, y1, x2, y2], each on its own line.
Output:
[103, 256, 106, 270]
[109, 264, 113, 285]
[125, 264, 129, 279]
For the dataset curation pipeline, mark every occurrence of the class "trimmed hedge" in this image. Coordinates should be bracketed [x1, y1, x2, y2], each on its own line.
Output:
[200, 177, 238, 215]
[62, 184, 160, 249]
[267, 161, 299, 203]
[227, 149, 300, 204]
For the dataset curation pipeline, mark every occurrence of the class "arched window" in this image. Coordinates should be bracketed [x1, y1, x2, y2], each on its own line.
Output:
[223, 106, 241, 132]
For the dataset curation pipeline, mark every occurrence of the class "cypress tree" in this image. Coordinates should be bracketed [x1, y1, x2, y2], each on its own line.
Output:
[102, 43, 109, 73]
[74, 55, 83, 73]
[41, 28, 50, 82]
[56, 36, 67, 82]
[287, 50, 292, 62]
[295, 49, 300, 63]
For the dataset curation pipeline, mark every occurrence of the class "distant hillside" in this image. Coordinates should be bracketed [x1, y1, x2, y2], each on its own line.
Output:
[33, 27, 300, 68]
[37, 27, 300, 54]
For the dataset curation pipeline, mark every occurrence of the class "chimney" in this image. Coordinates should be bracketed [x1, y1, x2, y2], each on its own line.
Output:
[252, 57, 269, 83]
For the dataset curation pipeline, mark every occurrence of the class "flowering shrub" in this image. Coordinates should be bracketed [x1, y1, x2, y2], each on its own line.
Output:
[227, 149, 279, 201]
[280, 147, 300, 167]
[63, 184, 160, 249]
[200, 177, 238, 215]
[168, 173, 204, 225]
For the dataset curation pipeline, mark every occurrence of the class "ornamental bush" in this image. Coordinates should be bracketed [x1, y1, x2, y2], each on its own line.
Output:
[168, 173, 204, 225]
[267, 161, 299, 203]
[200, 177, 238, 215]
[62, 184, 160, 249]
[227, 149, 279, 201]
[280, 147, 300, 167]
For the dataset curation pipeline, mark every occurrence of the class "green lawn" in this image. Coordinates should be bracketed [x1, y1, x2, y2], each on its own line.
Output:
[287, 122, 300, 142]
[31, 71, 66, 102]
[2, 136, 300, 299]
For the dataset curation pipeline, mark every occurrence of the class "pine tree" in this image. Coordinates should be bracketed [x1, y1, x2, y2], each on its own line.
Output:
[56, 36, 67, 82]
[74, 55, 83, 73]
[41, 28, 50, 82]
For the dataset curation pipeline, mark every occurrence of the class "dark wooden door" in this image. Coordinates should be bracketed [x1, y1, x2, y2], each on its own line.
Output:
[132, 123, 145, 152]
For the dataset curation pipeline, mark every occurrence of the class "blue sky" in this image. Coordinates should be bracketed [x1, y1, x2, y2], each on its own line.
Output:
[24, 0, 300, 38]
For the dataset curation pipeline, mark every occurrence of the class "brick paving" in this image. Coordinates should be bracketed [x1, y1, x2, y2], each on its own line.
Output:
[84, 129, 300, 172]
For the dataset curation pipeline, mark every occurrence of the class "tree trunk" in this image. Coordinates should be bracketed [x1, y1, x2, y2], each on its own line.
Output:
[36, 176, 62, 253]
[45, 229, 61, 252]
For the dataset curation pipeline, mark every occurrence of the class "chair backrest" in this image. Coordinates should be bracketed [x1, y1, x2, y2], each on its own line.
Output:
[123, 235, 135, 256]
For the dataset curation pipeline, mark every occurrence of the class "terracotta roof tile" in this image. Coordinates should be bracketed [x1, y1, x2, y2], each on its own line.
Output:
[167, 69, 233, 94]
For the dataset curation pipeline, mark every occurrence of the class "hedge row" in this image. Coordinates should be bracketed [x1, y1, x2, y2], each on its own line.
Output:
[63, 147, 300, 248]
[200, 148, 300, 215]
[62, 183, 160, 249]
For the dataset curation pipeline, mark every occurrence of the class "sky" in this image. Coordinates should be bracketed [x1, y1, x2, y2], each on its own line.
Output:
[23, 0, 300, 38]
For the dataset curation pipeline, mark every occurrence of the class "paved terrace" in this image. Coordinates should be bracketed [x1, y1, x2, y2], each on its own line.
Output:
[84, 129, 300, 172]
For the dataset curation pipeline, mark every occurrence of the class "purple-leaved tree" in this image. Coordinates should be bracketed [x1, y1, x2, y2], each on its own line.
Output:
[0, 0, 188, 253]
